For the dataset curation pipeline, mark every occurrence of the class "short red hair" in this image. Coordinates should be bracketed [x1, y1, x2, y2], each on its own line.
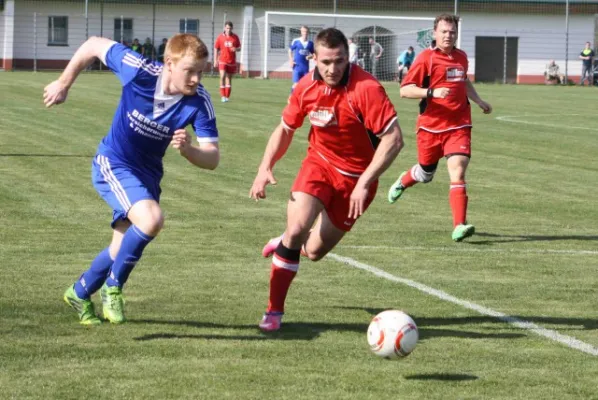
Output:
[165, 34, 209, 62]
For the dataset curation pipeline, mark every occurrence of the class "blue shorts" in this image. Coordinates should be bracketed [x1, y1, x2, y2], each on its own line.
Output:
[292, 67, 309, 83]
[92, 154, 161, 227]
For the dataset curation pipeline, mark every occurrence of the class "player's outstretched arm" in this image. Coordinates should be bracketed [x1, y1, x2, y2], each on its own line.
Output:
[348, 121, 404, 219]
[43, 36, 115, 108]
[171, 129, 220, 170]
[249, 123, 295, 201]
[465, 79, 492, 114]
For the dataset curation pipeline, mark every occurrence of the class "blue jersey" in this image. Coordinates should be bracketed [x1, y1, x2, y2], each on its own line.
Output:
[99, 43, 218, 181]
[290, 38, 314, 71]
[397, 50, 415, 67]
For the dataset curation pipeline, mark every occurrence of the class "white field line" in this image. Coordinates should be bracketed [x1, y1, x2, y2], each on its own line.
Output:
[338, 245, 598, 256]
[495, 114, 598, 131]
[327, 252, 598, 357]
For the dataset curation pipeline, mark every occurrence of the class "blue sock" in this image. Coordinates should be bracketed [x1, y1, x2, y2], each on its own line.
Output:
[74, 248, 114, 299]
[106, 225, 154, 288]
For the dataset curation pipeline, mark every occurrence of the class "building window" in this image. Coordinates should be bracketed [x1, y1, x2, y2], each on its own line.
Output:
[48, 16, 68, 46]
[289, 27, 300, 46]
[114, 18, 133, 45]
[179, 19, 199, 35]
[270, 25, 286, 49]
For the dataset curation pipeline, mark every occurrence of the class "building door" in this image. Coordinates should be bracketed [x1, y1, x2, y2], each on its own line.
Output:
[475, 36, 518, 83]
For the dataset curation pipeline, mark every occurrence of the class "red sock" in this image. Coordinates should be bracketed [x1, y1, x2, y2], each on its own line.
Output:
[266, 251, 299, 313]
[219, 86, 225, 97]
[401, 167, 419, 188]
[225, 86, 231, 98]
[449, 181, 468, 227]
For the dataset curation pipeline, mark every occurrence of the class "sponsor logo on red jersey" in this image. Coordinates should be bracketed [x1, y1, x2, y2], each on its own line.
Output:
[445, 66, 465, 82]
[308, 107, 337, 127]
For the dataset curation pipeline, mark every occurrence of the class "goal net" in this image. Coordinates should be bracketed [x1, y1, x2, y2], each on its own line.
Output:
[256, 12, 440, 82]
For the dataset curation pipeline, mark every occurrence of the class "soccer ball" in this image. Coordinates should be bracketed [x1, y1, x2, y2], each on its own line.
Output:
[367, 310, 418, 359]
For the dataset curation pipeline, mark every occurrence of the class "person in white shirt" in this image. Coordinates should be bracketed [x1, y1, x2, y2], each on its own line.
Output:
[348, 37, 359, 64]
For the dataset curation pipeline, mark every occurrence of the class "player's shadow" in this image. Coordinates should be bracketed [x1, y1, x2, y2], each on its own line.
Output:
[130, 319, 365, 341]
[129, 310, 544, 342]
[466, 231, 598, 245]
[339, 307, 598, 331]
[405, 373, 478, 381]
[0, 153, 91, 158]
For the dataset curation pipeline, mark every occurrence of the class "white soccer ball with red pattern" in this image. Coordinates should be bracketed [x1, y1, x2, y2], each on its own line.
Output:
[367, 310, 418, 359]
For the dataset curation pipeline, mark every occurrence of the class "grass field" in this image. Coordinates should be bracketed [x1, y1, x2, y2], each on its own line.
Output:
[1, 71, 597, 399]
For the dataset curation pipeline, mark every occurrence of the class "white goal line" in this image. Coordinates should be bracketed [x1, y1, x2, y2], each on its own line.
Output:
[328, 252, 598, 357]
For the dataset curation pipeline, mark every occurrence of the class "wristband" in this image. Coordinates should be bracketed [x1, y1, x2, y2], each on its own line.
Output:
[426, 87, 434, 98]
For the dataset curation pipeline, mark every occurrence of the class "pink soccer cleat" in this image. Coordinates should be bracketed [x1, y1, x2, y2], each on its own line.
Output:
[261, 235, 283, 258]
[259, 312, 283, 332]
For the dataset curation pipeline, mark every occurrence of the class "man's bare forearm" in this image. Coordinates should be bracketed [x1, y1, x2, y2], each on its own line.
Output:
[358, 122, 404, 187]
[258, 123, 295, 172]
[181, 144, 220, 170]
[59, 37, 114, 88]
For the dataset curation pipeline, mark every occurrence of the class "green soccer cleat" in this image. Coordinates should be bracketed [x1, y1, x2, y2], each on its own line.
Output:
[388, 171, 407, 204]
[63, 285, 102, 325]
[452, 224, 476, 242]
[100, 284, 126, 324]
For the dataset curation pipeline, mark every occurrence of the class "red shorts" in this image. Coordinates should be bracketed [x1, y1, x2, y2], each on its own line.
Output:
[417, 127, 471, 166]
[291, 154, 378, 232]
[218, 62, 237, 74]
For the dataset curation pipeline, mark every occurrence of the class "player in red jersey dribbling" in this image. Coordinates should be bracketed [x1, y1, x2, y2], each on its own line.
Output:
[249, 28, 405, 332]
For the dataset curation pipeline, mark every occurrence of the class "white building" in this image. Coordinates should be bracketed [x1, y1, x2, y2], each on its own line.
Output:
[1, 0, 596, 83]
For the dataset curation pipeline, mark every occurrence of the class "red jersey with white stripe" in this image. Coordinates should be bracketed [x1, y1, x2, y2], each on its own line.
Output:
[214, 33, 240, 65]
[401, 47, 471, 133]
[282, 64, 397, 176]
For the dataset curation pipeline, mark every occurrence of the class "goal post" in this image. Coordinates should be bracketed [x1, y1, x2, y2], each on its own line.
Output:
[257, 11, 455, 82]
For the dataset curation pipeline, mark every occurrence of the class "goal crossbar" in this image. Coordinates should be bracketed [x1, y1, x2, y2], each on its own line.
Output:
[265, 11, 436, 22]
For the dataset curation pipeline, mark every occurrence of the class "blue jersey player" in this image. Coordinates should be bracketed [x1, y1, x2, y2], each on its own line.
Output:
[288, 26, 315, 91]
[43, 34, 220, 325]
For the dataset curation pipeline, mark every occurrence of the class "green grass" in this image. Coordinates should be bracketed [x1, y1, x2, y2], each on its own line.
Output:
[1, 72, 597, 399]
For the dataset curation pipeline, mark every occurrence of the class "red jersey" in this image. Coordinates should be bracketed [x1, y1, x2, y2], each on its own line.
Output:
[214, 33, 241, 65]
[282, 64, 397, 176]
[401, 47, 471, 133]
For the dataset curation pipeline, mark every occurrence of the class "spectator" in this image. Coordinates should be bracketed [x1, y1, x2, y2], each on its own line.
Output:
[142, 37, 156, 60]
[396, 46, 415, 83]
[368, 36, 383, 78]
[579, 41, 595, 86]
[544, 60, 564, 85]
[348, 37, 359, 64]
[130, 38, 142, 54]
[157, 38, 167, 63]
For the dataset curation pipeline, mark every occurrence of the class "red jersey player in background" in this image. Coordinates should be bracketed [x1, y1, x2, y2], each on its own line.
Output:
[387, 14, 492, 242]
[214, 21, 241, 103]
[249, 28, 405, 332]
